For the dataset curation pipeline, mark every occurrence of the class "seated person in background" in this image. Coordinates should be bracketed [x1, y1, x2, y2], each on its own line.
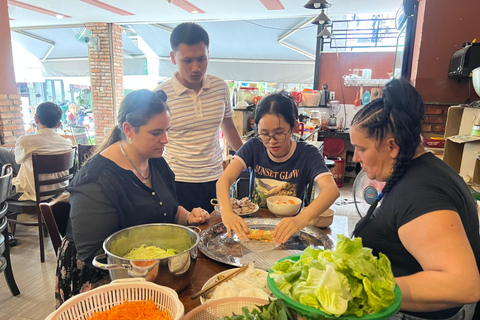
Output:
[217, 92, 340, 244]
[55, 89, 210, 307]
[0, 147, 20, 176]
[65, 103, 78, 125]
[12, 101, 73, 201]
[350, 78, 480, 320]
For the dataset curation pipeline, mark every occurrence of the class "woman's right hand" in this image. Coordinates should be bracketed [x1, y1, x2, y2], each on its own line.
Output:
[222, 210, 250, 239]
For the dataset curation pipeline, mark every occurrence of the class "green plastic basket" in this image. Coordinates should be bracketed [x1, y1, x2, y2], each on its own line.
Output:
[267, 254, 402, 320]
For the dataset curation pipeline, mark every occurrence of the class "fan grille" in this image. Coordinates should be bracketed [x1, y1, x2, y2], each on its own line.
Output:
[353, 171, 385, 218]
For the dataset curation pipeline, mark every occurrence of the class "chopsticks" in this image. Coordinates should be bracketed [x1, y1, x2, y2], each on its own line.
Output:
[191, 264, 250, 300]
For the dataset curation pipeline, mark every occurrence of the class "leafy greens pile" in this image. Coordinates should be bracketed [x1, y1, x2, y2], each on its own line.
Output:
[220, 299, 298, 320]
[270, 235, 396, 317]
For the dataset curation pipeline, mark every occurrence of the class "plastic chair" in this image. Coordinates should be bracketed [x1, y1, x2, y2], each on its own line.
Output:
[0, 164, 20, 296]
[323, 137, 347, 188]
[39, 200, 70, 256]
[7, 148, 76, 262]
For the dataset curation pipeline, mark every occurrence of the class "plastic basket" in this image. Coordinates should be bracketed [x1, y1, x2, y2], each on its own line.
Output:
[268, 255, 402, 320]
[45, 279, 184, 320]
[183, 297, 269, 320]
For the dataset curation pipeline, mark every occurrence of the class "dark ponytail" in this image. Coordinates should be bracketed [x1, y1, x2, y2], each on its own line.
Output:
[352, 78, 425, 237]
[90, 89, 169, 159]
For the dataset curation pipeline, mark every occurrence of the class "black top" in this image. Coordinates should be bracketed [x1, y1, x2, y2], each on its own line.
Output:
[356, 152, 480, 319]
[66, 154, 179, 263]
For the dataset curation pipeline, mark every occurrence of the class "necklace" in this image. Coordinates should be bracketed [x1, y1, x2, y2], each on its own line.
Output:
[119, 141, 151, 184]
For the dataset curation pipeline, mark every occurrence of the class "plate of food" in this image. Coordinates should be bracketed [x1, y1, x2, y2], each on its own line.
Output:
[198, 217, 336, 270]
[211, 197, 259, 216]
[199, 263, 270, 304]
[240, 228, 280, 252]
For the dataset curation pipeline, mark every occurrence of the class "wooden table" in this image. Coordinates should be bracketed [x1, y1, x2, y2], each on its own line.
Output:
[177, 208, 348, 313]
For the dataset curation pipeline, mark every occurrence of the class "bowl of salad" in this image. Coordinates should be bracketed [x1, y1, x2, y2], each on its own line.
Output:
[267, 235, 402, 319]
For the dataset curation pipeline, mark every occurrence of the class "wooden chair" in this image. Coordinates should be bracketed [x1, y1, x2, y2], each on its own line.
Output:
[7, 148, 76, 262]
[0, 164, 20, 296]
[39, 200, 70, 256]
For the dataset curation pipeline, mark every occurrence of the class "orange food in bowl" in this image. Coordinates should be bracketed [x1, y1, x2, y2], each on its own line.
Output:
[266, 196, 302, 217]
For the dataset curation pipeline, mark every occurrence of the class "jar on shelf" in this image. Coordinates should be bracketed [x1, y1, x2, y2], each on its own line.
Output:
[236, 87, 259, 105]
[321, 112, 327, 130]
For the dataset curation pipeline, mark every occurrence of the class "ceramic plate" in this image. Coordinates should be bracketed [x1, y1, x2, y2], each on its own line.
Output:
[214, 204, 259, 217]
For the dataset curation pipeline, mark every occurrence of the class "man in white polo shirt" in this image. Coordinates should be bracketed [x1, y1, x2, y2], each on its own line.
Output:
[155, 22, 243, 213]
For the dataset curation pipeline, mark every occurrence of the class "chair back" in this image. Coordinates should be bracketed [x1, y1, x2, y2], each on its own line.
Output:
[39, 201, 70, 255]
[32, 148, 76, 205]
[0, 165, 13, 214]
[77, 144, 97, 167]
[69, 125, 90, 145]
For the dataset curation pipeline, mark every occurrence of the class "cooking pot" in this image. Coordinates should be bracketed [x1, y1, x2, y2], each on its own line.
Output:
[92, 223, 199, 293]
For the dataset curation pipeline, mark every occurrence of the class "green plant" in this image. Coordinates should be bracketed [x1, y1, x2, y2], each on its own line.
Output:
[76, 89, 90, 107]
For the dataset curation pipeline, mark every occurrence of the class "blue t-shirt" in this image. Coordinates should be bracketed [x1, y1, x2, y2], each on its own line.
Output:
[234, 138, 331, 207]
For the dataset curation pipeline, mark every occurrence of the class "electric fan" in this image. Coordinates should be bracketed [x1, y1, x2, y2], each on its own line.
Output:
[353, 170, 386, 218]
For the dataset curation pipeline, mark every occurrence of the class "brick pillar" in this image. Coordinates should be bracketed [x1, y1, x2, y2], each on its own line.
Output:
[86, 23, 124, 143]
[0, 94, 24, 146]
[0, 0, 24, 147]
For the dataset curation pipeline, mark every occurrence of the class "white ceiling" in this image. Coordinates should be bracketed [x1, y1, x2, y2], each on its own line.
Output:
[8, 0, 402, 29]
[8, 0, 403, 83]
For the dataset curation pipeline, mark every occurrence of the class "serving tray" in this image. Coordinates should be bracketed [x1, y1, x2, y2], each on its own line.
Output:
[198, 217, 336, 270]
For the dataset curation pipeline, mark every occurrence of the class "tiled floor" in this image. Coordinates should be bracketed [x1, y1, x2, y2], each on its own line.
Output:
[0, 177, 361, 320]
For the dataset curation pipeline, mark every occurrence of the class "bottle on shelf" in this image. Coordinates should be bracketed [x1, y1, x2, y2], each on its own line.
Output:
[321, 112, 328, 130]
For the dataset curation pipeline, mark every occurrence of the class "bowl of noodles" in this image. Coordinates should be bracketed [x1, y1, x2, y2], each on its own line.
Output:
[212, 197, 259, 216]
[92, 223, 199, 293]
[199, 263, 270, 304]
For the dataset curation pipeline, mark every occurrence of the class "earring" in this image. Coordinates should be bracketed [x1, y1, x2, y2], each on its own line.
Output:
[128, 137, 132, 144]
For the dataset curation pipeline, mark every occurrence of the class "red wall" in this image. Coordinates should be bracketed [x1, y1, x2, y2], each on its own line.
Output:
[412, 0, 480, 104]
[317, 52, 395, 105]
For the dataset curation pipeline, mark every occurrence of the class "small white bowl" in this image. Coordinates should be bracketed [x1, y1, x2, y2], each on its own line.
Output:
[266, 196, 302, 217]
[308, 208, 335, 228]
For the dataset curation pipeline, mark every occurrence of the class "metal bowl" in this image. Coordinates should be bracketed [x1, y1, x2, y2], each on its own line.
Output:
[92, 223, 198, 293]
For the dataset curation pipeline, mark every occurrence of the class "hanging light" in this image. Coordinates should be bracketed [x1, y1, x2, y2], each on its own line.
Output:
[312, 9, 332, 25]
[304, 0, 331, 9]
[317, 27, 333, 38]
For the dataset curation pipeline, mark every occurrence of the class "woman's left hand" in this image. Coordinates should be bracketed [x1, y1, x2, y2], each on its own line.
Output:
[188, 207, 210, 225]
[272, 216, 308, 244]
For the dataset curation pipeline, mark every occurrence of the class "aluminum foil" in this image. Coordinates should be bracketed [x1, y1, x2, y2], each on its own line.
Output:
[198, 217, 336, 270]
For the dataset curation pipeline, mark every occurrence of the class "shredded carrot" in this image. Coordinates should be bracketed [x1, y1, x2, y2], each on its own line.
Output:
[86, 299, 171, 320]
[288, 199, 295, 205]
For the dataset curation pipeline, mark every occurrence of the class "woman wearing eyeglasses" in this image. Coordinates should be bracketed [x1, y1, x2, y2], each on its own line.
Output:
[216, 92, 339, 244]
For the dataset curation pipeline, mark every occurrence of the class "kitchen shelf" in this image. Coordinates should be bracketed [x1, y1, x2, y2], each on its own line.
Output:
[343, 78, 390, 87]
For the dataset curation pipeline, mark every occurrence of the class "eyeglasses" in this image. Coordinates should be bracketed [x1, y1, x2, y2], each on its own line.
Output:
[256, 129, 291, 143]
